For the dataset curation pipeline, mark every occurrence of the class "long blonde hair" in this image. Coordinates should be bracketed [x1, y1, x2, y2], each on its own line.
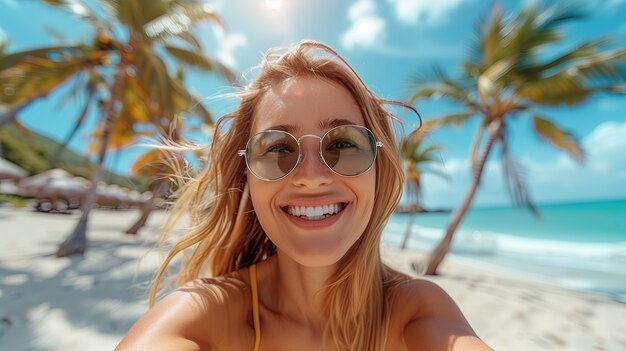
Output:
[151, 40, 411, 350]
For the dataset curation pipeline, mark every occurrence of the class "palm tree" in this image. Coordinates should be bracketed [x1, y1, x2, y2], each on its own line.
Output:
[121, 72, 214, 236]
[407, 3, 626, 275]
[399, 131, 447, 249]
[0, 0, 235, 256]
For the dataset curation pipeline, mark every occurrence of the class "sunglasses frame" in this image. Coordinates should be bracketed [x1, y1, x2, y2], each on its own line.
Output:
[237, 124, 384, 181]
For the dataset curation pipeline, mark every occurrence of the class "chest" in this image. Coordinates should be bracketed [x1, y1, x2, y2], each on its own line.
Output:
[213, 313, 411, 351]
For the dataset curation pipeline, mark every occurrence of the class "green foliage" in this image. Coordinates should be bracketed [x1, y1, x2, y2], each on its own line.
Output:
[0, 124, 149, 191]
[0, 128, 49, 174]
[0, 194, 29, 207]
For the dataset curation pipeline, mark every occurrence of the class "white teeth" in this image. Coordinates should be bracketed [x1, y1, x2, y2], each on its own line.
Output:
[285, 203, 344, 219]
[315, 207, 324, 216]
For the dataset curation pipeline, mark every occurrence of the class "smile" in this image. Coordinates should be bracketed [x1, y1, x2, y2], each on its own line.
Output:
[282, 203, 347, 221]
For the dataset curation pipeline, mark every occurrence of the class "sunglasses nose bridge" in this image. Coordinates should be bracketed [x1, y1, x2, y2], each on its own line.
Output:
[294, 134, 326, 168]
[296, 134, 323, 155]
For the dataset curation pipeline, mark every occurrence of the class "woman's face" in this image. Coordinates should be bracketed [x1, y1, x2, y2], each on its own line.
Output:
[247, 76, 376, 267]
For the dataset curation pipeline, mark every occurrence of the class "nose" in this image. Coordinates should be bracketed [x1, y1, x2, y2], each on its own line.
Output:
[291, 137, 333, 188]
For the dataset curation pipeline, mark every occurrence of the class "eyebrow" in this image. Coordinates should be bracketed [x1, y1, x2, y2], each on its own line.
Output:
[266, 118, 356, 134]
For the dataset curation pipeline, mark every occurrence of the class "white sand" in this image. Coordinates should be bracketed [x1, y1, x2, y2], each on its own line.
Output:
[1, 207, 625, 350]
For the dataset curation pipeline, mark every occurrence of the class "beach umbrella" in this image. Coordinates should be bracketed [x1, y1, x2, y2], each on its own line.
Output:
[126, 190, 142, 207]
[106, 184, 128, 208]
[0, 157, 28, 181]
[18, 169, 89, 201]
[96, 182, 129, 208]
[0, 180, 21, 195]
[96, 181, 115, 207]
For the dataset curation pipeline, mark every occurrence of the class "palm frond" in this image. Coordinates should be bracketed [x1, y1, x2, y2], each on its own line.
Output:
[515, 44, 626, 105]
[499, 127, 539, 217]
[516, 72, 591, 106]
[0, 45, 88, 70]
[407, 67, 475, 106]
[0, 56, 87, 106]
[421, 112, 477, 132]
[532, 115, 584, 162]
[164, 45, 237, 83]
[143, 0, 223, 41]
[480, 5, 504, 66]
[520, 38, 612, 76]
[174, 31, 203, 51]
[506, 3, 585, 65]
[40, 0, 107, 32]
[134, 45, 173, 117]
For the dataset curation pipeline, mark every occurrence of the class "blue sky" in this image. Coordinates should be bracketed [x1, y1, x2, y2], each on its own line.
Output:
[1, 0, 625, 208]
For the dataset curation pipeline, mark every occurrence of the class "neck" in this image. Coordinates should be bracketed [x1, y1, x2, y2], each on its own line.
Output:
[263, 252, 338, 328]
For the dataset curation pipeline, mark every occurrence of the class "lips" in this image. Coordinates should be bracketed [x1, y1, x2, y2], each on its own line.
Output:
[281, 203, 347, 221]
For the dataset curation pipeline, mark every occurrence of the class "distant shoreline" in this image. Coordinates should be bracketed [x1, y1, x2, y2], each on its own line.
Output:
[395, 197, 626, 214]
[394, 204, 451, 214]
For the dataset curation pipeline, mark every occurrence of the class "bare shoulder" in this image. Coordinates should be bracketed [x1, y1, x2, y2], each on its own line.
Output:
[389, 278, 493, 351]
[115, 270, 251, 351]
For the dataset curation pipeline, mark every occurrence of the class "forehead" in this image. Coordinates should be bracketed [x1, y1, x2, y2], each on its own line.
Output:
[251, 76, 365, 135]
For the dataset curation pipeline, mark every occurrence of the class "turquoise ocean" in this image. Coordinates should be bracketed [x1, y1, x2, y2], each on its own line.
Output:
[382, 199, 626, 302]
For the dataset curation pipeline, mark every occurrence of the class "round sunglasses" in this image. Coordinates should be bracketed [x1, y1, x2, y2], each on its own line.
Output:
[237, 124, 383, 181]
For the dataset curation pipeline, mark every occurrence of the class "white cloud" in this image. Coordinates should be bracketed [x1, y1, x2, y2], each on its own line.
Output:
[387, 0, 468, 26]
[580, 120, 626, 174]
[212, 26, 247, 69]
[340, 0, 386, 50]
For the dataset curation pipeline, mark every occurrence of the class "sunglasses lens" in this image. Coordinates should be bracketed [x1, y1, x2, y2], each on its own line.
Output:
[246, 131, 299, 180]
[322, 126, 377, 176]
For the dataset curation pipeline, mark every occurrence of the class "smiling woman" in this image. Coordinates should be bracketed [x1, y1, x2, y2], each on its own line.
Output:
[114, 40, 493, 351]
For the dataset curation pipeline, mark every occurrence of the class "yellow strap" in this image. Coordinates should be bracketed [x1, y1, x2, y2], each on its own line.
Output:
[250, 264, 261, 351]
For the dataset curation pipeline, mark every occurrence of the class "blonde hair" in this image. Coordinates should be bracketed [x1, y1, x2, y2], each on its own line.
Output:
[151, 40, 412, 350]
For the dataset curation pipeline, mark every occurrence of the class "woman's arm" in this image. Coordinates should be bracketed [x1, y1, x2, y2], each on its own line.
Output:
[114, 289, 209, 351]
[398, 279, 494, 351]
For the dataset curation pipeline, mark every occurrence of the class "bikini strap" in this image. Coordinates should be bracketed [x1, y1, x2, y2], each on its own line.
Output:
[249, 264, 261, 351]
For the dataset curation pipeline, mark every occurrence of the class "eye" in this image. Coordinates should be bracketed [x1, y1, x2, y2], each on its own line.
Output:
[328, 139, 357, 150]
[266, 143, 294, 153]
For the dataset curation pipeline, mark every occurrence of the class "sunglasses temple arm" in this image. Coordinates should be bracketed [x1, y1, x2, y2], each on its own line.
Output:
[237, 150, 246, 156]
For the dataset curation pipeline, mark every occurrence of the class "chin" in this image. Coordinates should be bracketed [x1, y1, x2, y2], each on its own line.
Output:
[279, 244, 353, 268]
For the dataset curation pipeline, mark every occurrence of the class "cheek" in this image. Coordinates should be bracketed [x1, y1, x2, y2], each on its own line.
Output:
[359, 169, 377, 210]
[248, 178, 278, 227]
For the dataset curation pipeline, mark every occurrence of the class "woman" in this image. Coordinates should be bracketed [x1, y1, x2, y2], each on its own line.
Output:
[116, 40, 492, 351]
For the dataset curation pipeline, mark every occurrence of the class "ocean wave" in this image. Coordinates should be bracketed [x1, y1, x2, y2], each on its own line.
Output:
[382, 221, 626, 261]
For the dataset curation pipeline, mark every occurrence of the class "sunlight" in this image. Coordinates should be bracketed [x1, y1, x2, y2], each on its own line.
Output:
[265, 0, 283, 10]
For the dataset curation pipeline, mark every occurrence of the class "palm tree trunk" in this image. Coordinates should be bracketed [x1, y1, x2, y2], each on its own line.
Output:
[49, 83, 95, 168]
[56, 69, 126, 257]
[424, 119, 503, 275]
[124, 178, 163, 235]
[401, 211, 416, 249]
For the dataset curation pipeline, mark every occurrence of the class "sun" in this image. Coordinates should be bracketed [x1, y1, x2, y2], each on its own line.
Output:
[265, 0, 283, 10]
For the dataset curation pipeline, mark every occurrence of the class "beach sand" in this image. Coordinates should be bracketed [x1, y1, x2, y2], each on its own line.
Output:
[1, 207, 625, 350]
